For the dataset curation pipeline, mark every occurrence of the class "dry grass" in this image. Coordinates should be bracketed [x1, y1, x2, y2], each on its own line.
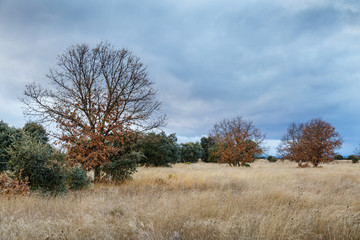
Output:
[1, 160, 360, 239]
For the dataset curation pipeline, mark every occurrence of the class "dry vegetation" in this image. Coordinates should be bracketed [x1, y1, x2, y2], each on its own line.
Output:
[1, 160, 360, 240]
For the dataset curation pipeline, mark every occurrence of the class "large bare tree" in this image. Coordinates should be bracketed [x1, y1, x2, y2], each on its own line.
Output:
[22, 42, 165, 180]
[210, 116, 265, 167]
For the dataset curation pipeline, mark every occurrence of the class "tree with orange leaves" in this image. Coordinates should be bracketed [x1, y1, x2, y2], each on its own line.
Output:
[22, 43, 165, 181]
[278, 118, 342, 167]
[210, 116, 265, 167]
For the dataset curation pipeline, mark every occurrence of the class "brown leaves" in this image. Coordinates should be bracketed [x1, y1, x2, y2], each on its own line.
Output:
[278, 118, 342, 167]
[0, 175, 30, 196]
[210, 116, 265, 167]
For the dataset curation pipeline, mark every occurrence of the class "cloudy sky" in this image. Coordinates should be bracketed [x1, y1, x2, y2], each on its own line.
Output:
[1, 0, 360, 155]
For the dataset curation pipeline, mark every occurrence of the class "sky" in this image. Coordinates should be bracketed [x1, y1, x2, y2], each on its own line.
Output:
[1, 0, 360, 155]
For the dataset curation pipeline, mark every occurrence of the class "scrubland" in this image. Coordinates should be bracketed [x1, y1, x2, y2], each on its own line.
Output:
[1, 160, 360, 240]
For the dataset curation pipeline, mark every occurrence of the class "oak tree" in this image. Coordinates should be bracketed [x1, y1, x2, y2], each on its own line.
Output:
[22, 42, 165, 181]
[278, 118, 342, 167]
[210, 116, 265, 166]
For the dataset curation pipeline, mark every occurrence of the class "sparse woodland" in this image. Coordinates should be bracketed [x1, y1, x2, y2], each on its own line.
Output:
[1, 42, 359, 239]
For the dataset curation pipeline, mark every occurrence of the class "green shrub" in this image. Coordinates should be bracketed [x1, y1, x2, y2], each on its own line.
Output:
[267, 155, 278, 162]
[7, 133, 66, 194]
[334, 154, 343, 160]
[348, 155, 359, 163]
[66, 166, 90, 190]
[136, 132, 180, 167]
[180, 142, 202, 163]
[102, 151, 140, 183]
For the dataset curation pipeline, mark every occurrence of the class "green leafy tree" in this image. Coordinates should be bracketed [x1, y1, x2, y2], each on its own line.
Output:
[0, 121, 22, 171]
[200, 136, 216, 162]
[180, 142, 203, 163]
[136, 132, 180, 166]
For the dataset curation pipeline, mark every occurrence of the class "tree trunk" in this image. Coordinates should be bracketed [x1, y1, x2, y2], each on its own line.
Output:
[94, 165, 101, 183]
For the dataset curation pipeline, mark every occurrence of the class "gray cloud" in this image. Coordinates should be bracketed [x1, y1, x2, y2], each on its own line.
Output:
[0, 0, 360, 155]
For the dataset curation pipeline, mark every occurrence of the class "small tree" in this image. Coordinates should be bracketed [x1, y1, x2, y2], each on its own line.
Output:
[200, 136, 216, 162]
[180, 142, 203, 163]
[210, 116, 265, 167]
[278, 118, 342, 167]
[136, 132, 180, 167]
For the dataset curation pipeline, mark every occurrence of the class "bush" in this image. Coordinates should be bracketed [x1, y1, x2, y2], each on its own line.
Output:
[102, 151, 140, 183]
[180, 142, 202, 163]
[334, 154, 343, 160]
[348, 155, 359, 163]
[7, 133, 66, 194]
[66, 167, 90, 190]
[267, 155, 278, 162]
[136, 132, 180, 166]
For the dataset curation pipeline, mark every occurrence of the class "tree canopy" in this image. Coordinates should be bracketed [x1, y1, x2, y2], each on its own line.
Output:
[210, 116, 265, 166]
[278, 118, 342, 167]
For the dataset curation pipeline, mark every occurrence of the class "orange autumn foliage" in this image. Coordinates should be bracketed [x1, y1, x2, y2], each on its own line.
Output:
[211, 116, 265, 167]
[278, 118, 342, 167]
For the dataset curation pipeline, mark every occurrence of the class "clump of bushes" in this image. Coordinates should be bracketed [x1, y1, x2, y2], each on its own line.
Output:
[2, 122, 92, 194]
[267, 155, 278, 162]
[7, 133, 67, 194]
[348, 155, 359, 164]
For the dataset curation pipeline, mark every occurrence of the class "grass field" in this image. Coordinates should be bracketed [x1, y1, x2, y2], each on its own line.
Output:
[1, 160, 360, 239]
